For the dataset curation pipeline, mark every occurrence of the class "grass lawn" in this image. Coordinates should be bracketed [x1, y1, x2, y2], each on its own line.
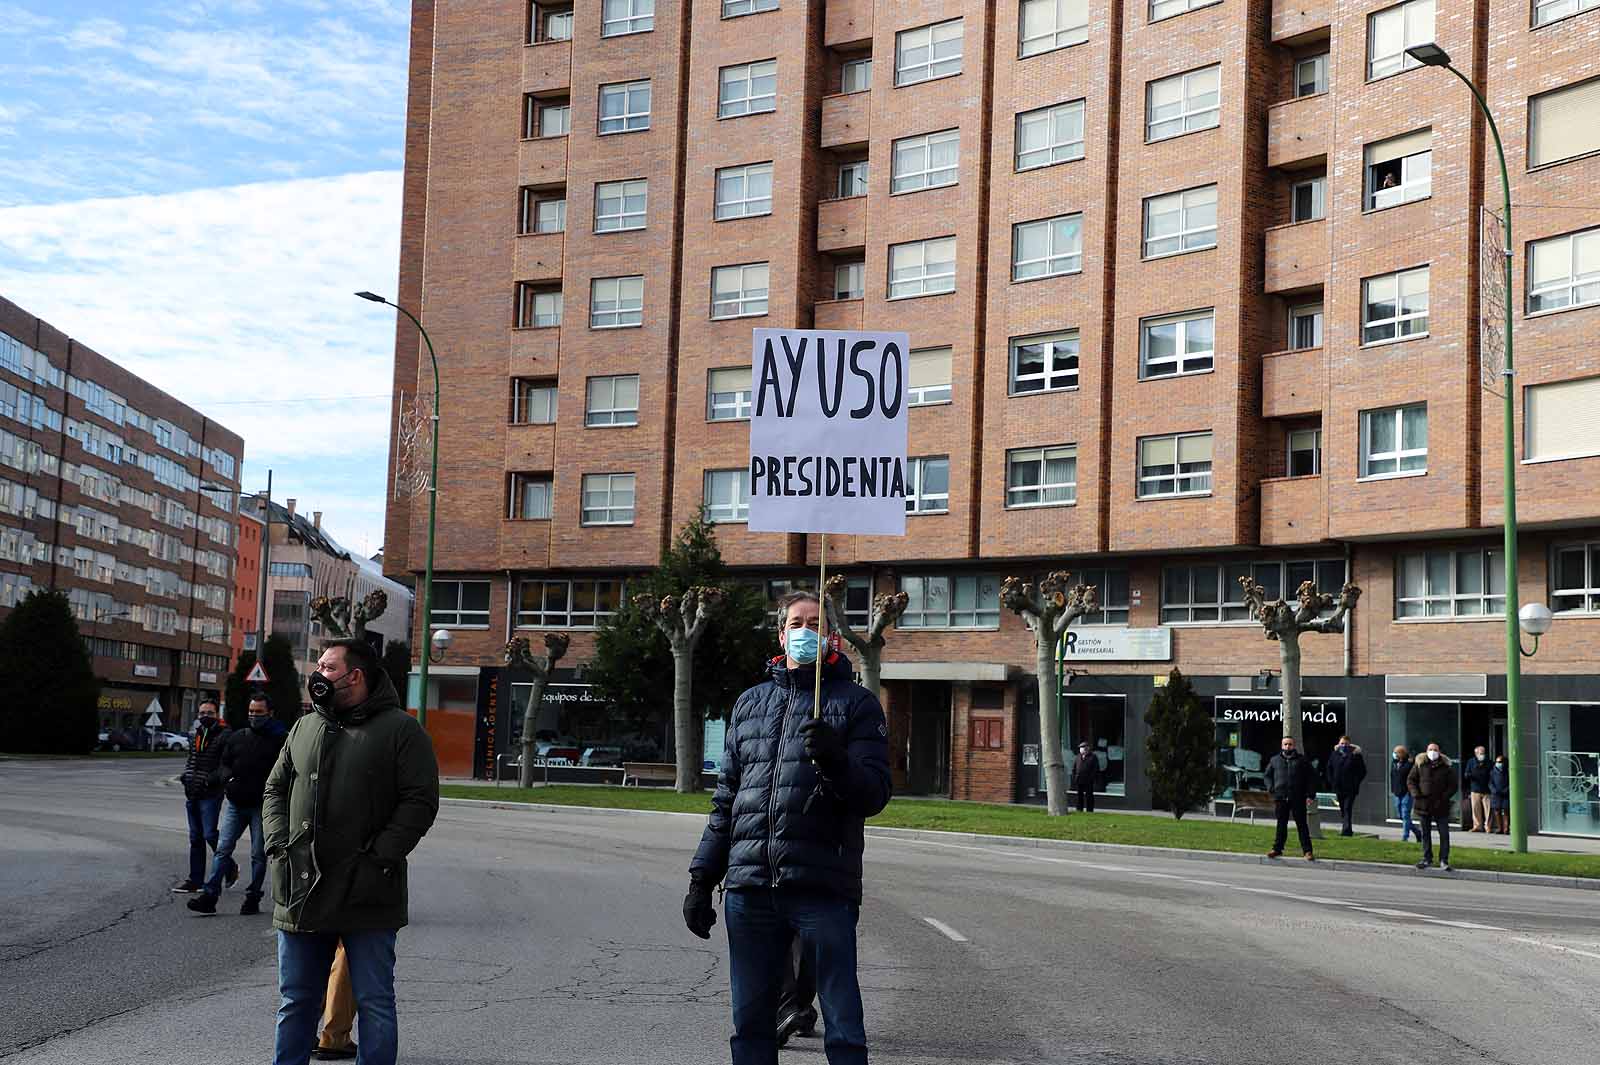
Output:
[441, 784, 1600, 881]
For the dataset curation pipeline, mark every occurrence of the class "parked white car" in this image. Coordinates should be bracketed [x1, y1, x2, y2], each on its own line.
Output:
[154, 731, 189, 752]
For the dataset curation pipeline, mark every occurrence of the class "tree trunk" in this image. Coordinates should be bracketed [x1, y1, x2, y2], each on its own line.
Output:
[860, 646, 882, 705]
[517, 671, 550, 788]
[1278, 632, 1322, 838]
[672, 645, 699, 793]
[1035, 642, 1069, 816]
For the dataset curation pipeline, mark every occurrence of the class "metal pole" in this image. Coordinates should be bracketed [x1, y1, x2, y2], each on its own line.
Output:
[256, 469, 272, 650]
[813, 534, 827, 719]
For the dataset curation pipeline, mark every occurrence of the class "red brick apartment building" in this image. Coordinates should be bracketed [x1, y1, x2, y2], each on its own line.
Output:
[1, 296, 245, 733]
[384, 0, 1600, 834]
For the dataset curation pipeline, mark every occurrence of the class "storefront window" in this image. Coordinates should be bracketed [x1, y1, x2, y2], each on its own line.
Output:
[1386, 701, 1457, 819]
[1214, 697, 1345, 808]
[1063, 696, 1126, 795]
[1540, 703, 1600, 837]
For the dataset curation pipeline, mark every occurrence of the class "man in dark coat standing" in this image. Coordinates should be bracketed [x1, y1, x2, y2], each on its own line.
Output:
[1324, 735, 1368, 837]
[1407, 743, 1458, 871]
[1264, 735, 1318, 860]
[188, 692, 288, 915]
[685, 591, 891, 1065]
[1071, 742, 1100, 813]
[174, 697, 230, 893]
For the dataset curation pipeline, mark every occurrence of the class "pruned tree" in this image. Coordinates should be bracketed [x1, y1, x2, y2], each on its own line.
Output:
[1238, 576, 1362, 749]
[505, 632, 571, 787]
[1000, 572, 1098, 816]
[1145, 669, 1222, 819]
[310, 589, 389, 639]
[823, 574, 908, 698]
[635, 586, 724, 792]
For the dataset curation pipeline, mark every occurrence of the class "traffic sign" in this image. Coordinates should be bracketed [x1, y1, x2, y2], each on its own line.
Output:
[144, 696, 164, 728]
[246, 662, 269, 684]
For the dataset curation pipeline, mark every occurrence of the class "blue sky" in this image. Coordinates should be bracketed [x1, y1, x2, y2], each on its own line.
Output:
[0, 0, 412, 556]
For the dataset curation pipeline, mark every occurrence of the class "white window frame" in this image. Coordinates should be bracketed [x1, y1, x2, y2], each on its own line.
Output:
[703, 468, 751, 523]
[535, 98, 570, 138]
[1140, 310, 1215, 379]
[841, 57, 872, 94]
[1150, 0, 1221, 21]
[888, 237, 956, 299]
[1534, 0, 1599, 25]
[722, 0, 778, 16]
[1015, 99, 1085, 171]
[1366, 0, 1434, 81]
[1361, 266, 1430, 345]
[430, 580, 492, 628]
[836, 160, 868, 198]
[897, 574, 1001, 629]
[1524, 376, 1600, 462]
[719, 59, 777, 118]
[585, 375, 640, 427]
[1161, 560, 1346, 624]
[711, 263, 770, 319]
[594, 179, 647, 232]
[1008, 331, 1079, 395]
[707, 368, 753, 422]
[1551, 541, 1600, 614]
[1365, 133, 1432, 211]
[1005, 445, 1077, 508]
[509, 473, 553, 520]
[1288, 304, 1323, 350]
[1137, 432, 1214, 498]
[598, 79, 651, 135]
[908, 346, 953, 406]
[1526, 226, 1600, 315]
[833, 260, 865, 300]
[601, 0, 654, 37]
[516, 283, 562, 329]
[1019, 0, 1088, 58]
[1146, 65, 1221, 142]
[895, 19, 963, 85]
[512, 379, 558, 424]
[1295, 54, 1328, 97]
[714, 162, 773, 220]
[1011, 214, 1083, 281]
[581, 473, 636, 526]
[1396, 549, 1505, 619]
[515, 578, 625, 629]
[1291, 176, 1325, 222]
[531, 3, 574, 43]
[590, 276, 644, 329]
[905, 456, 950, 513]
[521, 188, 565, 234]
[1142, 185, 1217, 258]
[1287, 427, 1322, 476]
[1359, 403, 1428, 479]
[891, 129, 960, 194]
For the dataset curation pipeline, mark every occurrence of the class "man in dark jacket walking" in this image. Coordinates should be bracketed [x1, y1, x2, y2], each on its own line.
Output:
[1407, 743, 1457, 871]
[1071, 742, 1100, 813]
[264, 639, 439, 1065]
[1324, 735, 1367, 837]
[174, 697, 230, 893]
[188, 693, 288, 915]
[1462, 745, 1492, 832]
[685, 591, 891, 1065]
[1264, 735, 1317, 860]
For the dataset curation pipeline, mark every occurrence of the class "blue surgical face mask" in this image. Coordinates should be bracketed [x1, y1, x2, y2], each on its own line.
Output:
[785, 627, 820, 664]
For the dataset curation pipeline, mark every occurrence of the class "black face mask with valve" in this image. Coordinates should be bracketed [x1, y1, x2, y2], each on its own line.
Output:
[307, 671, 338, 710]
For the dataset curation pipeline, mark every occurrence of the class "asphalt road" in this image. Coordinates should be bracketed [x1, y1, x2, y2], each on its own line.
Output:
[2, 760, 1598, 1064]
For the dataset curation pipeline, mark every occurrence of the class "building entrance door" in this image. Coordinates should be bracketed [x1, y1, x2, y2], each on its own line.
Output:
[906, 682, 950, 796]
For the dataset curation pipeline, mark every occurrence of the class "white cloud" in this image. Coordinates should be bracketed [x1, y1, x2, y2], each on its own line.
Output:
[0, 171, 403, 552]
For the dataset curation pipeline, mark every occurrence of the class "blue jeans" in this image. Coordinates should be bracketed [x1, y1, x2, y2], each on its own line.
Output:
[185, 796, 222, 884]
[1395, 793, 1416, 841]
[724, 889, 866, 1065]
[203, 801, 265, 897]
[275, 929, 399, 1065]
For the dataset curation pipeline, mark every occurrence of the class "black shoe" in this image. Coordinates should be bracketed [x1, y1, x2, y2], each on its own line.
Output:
[186, 893, 218, 914]
[796, 1006, 818, 1037]
[224, 858, 239, 888]
[239, 894, 261, 916]
[312, 1047, 357, 1061]
[1440, 862, 1453, 872]
[776, 1009, 806, 1048]
[1416, 860, 1431, 869]
[171, 879, 202, 894]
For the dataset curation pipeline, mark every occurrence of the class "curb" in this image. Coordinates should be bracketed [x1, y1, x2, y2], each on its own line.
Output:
[440, 797, 1599, 892]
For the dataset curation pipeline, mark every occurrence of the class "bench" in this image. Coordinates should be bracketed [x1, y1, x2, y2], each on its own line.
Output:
[623, 762, 677, 787]
[1226, 789, 1277, 823]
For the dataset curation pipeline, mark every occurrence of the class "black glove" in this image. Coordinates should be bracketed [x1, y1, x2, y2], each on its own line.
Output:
[683, 880, 717, 939]
[799, 718, 848, 780]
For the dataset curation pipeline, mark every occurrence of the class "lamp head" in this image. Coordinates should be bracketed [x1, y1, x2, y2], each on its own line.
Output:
[430, 628, 453, 654]
[1518, 602, 1553, 637]
[354, 291, 388, 304]
[1405, 43, 1451, 67]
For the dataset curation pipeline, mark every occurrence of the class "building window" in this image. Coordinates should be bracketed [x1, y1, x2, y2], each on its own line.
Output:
[908, 347, 953, 406]
[509, 473, 553, 520]
[1140, 310, 1214, 378]
[1288, 427, 1322, 476]
[598, 79, 651, 134]
[1070, 568, 1130, 624]
[1530, 77, 1600, 168]
[888, 236, 956, 299]
[841, 57, 872, 94]
[969, 716, 1004, 750]
[1396, 549, 1505, 618]
[1143, 185, 1217, 258]
[1138, 432, 1213, 498]
[723, 0, 778, 15]
[430, 580, 492, 627]
[714, 162, 773, 219]
[719, 59, 777, 118]
[905, 456, 950, 513]
[581, 473, 636, 525]
[1367, 0, 1434, 80]
[1535, 0, 1599, 25]
[1361, 266, 1429, 344]
[1151, 0, 1220, 18]
[711, 263, 770, 319]
[519, 187, 565, 234]
[601, 0, 653, 36]
[1527, 227, 1600, 314]
[516, 578, 624, 628]
[1365, 129, 1431, 210]
[512, 378, 558, 424]
[898, 574, 1001, 629]
[1146, 65, 1220, 142]
[594, 179, 647, 232]
[895, 19, 963, 85]
[590, 276, 644, 328]
[1006, 445, 1077, 508]
[836, 159, 868, 198]
[1289, 304, 1323, 349]
[833, 260, 865, 300]
[530, 2, 574, 42]
[585, 375, 640, 427]
[1291, 176, 1325, 222]
[1525, 375, 1600, 462]
[1019, 0, 1087, 57]
[1009, 331, 1079, 394]
[707, 367, 753, 421]
[703, 468, 751, 523]
[515, 283, 562, 328]
[1011, 214, 1083, 281]
[1295, 54, 1328, 96]
[891, 129, 959, 194]
[1359, 403, 1428, 478]
[1162, 559, 1347, 623]
[526, 95, 570, 138]
[1015, 100, 1085, 170]
[1552, 542, 1600, 613]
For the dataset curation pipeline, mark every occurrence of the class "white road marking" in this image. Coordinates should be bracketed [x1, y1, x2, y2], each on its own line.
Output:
[922, 917, 968, 943]
[1353, 907, 1429, 919]
[1420, 919, 1507, 931]
[1512, 937, 1600, 962]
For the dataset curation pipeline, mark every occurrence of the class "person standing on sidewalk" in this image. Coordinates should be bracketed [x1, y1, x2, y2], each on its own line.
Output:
[684, 591, 891, 1065]
[173, 697, 230, 894]
[264, 638, 439, 1065]
[1462, 745, 1493, 832]
[1324, 736, 1367, 837]
[1071, 742, 1100, 814]
[1389, 746, 1416, 842]
[188, 694, 287, 915]
[1407, 743, 1457, 871]
[1264, 736, 1317, 861]
[1489, 754, 1510, 835]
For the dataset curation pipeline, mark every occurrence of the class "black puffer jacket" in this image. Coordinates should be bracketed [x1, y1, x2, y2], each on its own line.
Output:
[1325, 743, 1367, 798]
[1389, 757, 1412, 798]
[217, 717, 288, 808]
[1264, 750, 1317, 804]
[690, 653, 891, 903]
[181, 718, 231, 799]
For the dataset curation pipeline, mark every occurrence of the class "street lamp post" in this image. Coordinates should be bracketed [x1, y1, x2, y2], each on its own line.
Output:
[357, 291, 439, 730]
[1407, 43, 1527, 852]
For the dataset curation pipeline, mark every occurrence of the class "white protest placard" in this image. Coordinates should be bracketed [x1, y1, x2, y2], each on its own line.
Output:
[748, 328, 910, 536]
